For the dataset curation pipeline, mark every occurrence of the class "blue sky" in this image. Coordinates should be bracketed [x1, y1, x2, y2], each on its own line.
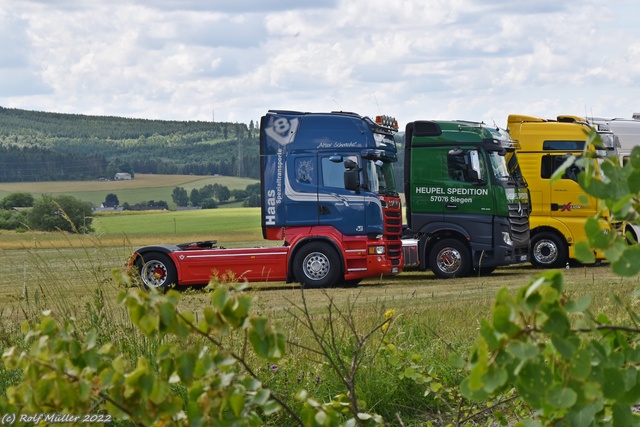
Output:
[0, 0, 638, 128]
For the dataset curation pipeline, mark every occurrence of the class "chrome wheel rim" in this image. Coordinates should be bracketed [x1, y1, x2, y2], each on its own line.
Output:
[141, 260, 168, 288]
[534, 240, 557, 265]
[436, 247, 462, 274]
[302, 252, 330, 281]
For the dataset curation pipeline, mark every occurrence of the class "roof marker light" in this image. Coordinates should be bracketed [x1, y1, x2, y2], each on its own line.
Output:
[375, 115, 399, 130]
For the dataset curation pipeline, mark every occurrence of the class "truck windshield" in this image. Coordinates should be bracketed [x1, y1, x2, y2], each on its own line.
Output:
[364, 159, 397, 196]
[489, 152, 510, 180]
[491, 151, 527, 187]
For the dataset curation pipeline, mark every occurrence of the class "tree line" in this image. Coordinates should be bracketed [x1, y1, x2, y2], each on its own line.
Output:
[171, 183, 261, 208]
[0, 107, 260, 182]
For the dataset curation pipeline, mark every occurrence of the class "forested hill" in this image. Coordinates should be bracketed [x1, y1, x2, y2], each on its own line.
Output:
[0, 106, 259, 182]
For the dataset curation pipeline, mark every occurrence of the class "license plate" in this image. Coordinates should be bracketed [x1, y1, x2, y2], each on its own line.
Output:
[520, 255, 528, 261]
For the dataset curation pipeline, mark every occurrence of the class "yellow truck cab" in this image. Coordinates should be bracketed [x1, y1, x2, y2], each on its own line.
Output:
[507, 114, 619, 268]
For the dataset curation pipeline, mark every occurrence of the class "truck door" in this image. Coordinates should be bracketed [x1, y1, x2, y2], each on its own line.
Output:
[541, 155, 598, 220]
[317, 154, 367, 235]
[409, 145, 449, 215]
[284, 154, 319, 226]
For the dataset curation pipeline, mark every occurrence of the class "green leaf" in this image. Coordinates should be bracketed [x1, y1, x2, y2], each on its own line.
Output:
[541, 309, 570, 337]
[568, 348, 592, 380]
[229, 392, 245, 417]
[483, 365, 508, 393]
[138, 312, 159, 336]
[492, 304, 517, 336]
[628, 169, 640, 193]
[584, 217, 615, 249]
[612, 402, 634, 426]
[574, 241, 596, 263]
[611, 245, 640, 276]
[211, 287, 231, 311]
[603, 368, 625, 399]
[564, 295, 591, 313]
[565, 403, 598, 426]
[506, 342, 540, 360]
[516, 362, 552, 407]
[82, 348, 100, 369]
[460, 377, 490, 401]
[248, 317, 285, 361]
[253, 388, 270, 406]
[603, 238, 628, 263]
[550, 335, 577, 359]
[158, 301, 176, 330]
[176, 352, 196, 383]
[448, 353, 466, 369]
[546, 386, 577, 409]
[479, 319, 500, 351]
[149, 380, 170, 405]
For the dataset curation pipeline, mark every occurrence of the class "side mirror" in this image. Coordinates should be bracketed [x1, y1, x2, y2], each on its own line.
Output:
[344, 160, 360, 192]
[469, 150, 486, 184]
[344, 168, 360, 192]
[344, 159, 358, 170]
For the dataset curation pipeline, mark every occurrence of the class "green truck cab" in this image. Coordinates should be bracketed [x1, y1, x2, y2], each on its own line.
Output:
[402, 120, 530, 278]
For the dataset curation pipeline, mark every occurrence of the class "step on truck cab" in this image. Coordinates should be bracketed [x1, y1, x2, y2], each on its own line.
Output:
[402, 120, 530, 278]
[588, 114, 640, 242]
[130, 111, 403, 290]
[507, 114, 621, 268]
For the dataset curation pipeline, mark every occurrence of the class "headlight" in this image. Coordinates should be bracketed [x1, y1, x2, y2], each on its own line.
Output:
[368, 245, 386, 255]
[502, 231, 513, 246]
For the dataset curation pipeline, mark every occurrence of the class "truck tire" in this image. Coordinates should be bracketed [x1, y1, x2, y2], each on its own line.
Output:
[136, 252, 177, 291]
[429, 239, 471, 279]
[531, 232, 567, 268]
[293, 242, 341, 288]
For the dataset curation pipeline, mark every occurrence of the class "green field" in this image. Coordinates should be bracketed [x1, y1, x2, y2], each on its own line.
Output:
[0, 174, 258, 209]
[92, 207, 264, 246]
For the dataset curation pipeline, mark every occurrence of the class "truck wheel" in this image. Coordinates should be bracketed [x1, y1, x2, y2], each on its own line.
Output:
[531, 232, 567, 268]
[429, 239, 471, 279]
[293, 242, 341, 288]
[136, 252, 177, 291]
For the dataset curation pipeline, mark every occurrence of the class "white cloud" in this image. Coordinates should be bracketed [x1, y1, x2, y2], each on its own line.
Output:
[0, 0, 638, 125]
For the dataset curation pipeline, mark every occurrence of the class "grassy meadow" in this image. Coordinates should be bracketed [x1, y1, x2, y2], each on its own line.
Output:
[0, 173, 258, 208]
[2, 177, 640, 424]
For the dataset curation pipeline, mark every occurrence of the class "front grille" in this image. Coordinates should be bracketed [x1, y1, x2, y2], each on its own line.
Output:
[384, 210, 402, 234]
[383, 204, 403, 261]
[507, 203, 530, 243]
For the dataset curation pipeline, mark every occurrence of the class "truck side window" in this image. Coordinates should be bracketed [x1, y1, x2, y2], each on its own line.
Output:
[321, 156, 357, 189]
[448, 150, 486, 182]
[448, 152, 468, 182]
[540, 156, 582, 182]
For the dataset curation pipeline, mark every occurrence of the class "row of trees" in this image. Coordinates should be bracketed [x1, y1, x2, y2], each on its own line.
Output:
[0, 107, 260, 182]
[0, 106, 258, 140]
[171, 183, 261, 208]
[0, 145, 108, 182]
[0, 192, 93, 233]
